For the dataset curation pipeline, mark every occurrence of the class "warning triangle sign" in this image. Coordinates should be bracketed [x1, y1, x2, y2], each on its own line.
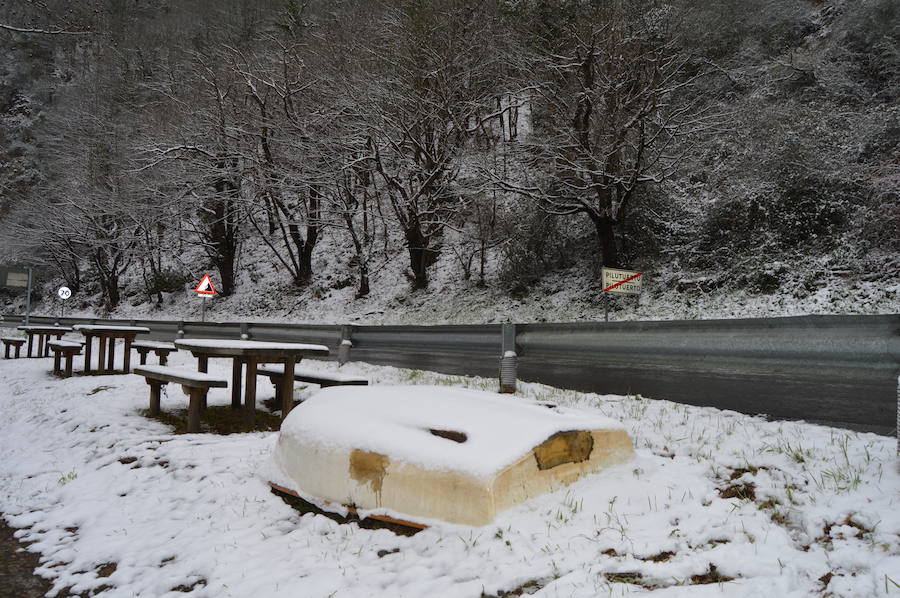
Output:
[194, 274, 217, 295]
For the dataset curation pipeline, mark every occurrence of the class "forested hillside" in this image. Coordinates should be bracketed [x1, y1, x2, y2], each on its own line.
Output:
[0, 0, 897, 323]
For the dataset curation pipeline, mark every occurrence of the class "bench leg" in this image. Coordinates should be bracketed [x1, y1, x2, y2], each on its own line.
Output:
[272, 376, 283, 404]
[64, 354, 74, 378]
[231, 359, 242, 409]
[139, 350, 148, 366]
[27, 334, 33, 358]
[38, 334, 45, 358]
[244, 358, 257, 427]
[198, 355, 209, 410]
[14, 345, 20, 359]
[187, 387, 204, 433]
[149, 382, 162, 415]
[83, 336, 92, 374]
[97, 337, 107, 374]
[107, 338, 116, 372]
[53, 351, 61, 375]
[123, 337, 132, 372]
[3, 345, 9, 359]
[158, 351, 167, 366]
[281, 358, 296, 419]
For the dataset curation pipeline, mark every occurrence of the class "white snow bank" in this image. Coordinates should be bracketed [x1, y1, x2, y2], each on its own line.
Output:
[174, 338, 329, 352]
[71, 325, 150, 332]
[278, 385, 625, 478]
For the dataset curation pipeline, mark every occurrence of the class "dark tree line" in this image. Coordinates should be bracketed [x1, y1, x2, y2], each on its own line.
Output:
[0, 0, 895, 311]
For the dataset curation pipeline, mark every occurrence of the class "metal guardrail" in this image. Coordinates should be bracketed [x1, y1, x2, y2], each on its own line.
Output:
[2, 313, 898, 434]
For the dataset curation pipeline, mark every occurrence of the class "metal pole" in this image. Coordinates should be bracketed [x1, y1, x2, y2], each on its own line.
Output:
[604, 292, 609, 323]
[338, 325, 352, 365]
[499, 323, 517, 394]
[201, 296, 206, 323]
[24, 267, 32, 326]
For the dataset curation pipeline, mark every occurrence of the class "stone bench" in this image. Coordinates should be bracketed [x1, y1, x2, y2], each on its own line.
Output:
[48, 340, 83, 378]
[2, 337, 26, 359]
[132, 341, 178, 366]
[134, 366, 228, 433]
[257, 365, 368, 404]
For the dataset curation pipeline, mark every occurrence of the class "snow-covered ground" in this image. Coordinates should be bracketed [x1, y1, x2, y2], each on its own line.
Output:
[1, 332, 898, 597]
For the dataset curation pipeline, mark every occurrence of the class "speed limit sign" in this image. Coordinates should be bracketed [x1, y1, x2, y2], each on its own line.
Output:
[57, 286, 72, 300]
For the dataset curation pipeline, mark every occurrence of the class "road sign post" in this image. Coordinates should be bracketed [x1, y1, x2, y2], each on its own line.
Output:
[57, 286, 71, 320]
[194, 274, 217, 323]
[601, 267, 643, 322]
[25, 267, 32, 325]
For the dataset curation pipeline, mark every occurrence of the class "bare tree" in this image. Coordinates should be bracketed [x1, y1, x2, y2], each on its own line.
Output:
[500, 1, 718, 268]
[358, 0, 513, 289]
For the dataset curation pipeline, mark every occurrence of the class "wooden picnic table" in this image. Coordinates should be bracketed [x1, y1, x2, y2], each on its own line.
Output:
[16, 325, 74, 358]
[72, 325, 150, 375]
[174, 339, 330, 425]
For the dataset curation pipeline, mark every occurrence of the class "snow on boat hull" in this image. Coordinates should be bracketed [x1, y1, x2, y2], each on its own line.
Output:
[272, 386, 634, 527]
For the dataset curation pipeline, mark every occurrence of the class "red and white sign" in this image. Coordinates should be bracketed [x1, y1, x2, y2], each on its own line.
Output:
[194, 274, 217, 296]
[601, 267, 643, 295]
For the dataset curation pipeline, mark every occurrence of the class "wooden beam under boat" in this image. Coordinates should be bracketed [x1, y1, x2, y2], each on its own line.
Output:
[268, 482, 429, 531]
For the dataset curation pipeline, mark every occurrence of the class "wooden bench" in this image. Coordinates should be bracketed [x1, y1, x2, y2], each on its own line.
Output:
[48, 340, 83, 377]
[134, 366, 228, 433]
[257, 365, 368, 404]
[2, 337, 26, 359]
[132, 341, 178, 366]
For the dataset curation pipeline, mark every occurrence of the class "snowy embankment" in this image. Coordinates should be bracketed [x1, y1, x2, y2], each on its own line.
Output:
[0, 334, 898, 598]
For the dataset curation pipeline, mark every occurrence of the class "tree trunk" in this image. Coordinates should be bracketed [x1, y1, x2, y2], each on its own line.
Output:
[405, 226, 429, 290]
[356, 262, 370, 298]
[217, 250, 236, 297]
[106, 276, 120, 311]
[589, 214, 620, 268]
[298, 186, 320, 284]
[208, 158, 239, 296]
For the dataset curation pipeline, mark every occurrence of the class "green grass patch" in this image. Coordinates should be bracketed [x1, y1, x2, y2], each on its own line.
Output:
[140, 406, 282, 435]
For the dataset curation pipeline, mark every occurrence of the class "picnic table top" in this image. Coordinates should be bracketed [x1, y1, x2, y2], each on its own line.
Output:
[72, 325, 151, 333]
[1, 336, 26, 343]
[17, 325, 74, 333]
[174, 338, 330, 358]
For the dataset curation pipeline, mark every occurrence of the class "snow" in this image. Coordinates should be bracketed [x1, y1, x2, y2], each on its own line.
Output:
[71, 325, 151, 332]
[132, 365, 228, 385]
[277, 386, 624, 478]
[1, 331, 898, 597]
[174, 339, 330, 352]
[47, 340, 83, 349]
[131, 341, 176, 350]
[257, 365, 367, 382]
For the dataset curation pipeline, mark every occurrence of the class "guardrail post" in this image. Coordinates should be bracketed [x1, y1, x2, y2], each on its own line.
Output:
[241, 322, 250, 341]
[177, 320, 185, 339]
[499, 323, 517, 394]
[338, 325, 352, 365]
